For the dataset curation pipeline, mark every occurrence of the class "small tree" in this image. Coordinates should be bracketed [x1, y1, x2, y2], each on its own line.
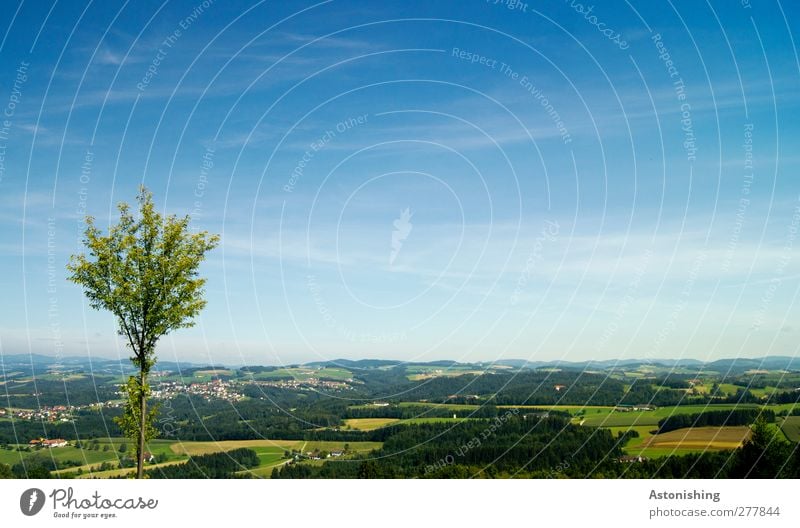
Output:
[67, 187, 218, 478]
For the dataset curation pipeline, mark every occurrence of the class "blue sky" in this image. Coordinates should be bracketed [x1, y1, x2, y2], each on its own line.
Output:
[1, 0, 799, 366]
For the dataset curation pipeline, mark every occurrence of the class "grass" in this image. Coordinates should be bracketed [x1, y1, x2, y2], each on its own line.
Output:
[250, 367, 352, 381]
[780, 416, 800, 443]
[394, 402, 616, 413]
[59, 438, 381, 478]
[402, 417, 467, 425]
[627, 426, 751, 457]
[580, 404, 762, 427]
[74, 459, 187, 479]
[344, 418, 400, 431]
[607, 425, 656, 451]
[169, 439, 381, 456]
[193, 369, 234, 377]
[0, 445, 120, 467]
[407, 370, 485, 381]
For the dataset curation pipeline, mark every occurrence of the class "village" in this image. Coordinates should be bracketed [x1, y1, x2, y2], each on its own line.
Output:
[151, 378, 244, 402]
[251, 377, 353, 391]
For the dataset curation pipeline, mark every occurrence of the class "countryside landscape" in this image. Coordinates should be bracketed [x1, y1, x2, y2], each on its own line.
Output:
[2, 353, 799, 478]
[2, 0, 800, 491]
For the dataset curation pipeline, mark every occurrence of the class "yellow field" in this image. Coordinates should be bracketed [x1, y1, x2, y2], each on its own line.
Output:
[642, 426, 751, 450]
[169, 439, 301, 455]
[344, 418, 400, 431]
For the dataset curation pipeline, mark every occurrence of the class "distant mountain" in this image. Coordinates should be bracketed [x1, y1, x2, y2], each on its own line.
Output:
[304, 359, 403, 370]
[2, 353, 799, 376]
[488, 358, 705, 370]
[706, 356, 800, 373]
[0, 353, 198, 376]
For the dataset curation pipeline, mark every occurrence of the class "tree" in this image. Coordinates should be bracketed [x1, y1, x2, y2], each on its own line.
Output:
[67, 187, 219, 478]
[733, 416, 793, 477]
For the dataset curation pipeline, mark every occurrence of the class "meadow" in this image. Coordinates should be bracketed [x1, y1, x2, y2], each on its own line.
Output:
[3, 437, 382, 479]
[780, 416, 800, 443]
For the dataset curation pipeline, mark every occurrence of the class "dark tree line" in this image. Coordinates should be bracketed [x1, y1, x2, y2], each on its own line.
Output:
[657, 409, 775, 433]
[146, 448, 258, 478]
[274, 415, 623, 478]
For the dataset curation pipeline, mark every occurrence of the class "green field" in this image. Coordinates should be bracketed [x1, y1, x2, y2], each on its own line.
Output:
[780, 416, 800, 443]
[405, 366, 486, 381]
[630, 426, 751, 458]
[402, 417, 467, 425]
[169, 439, 380, 456]
[579, 404, 764, 427]
[0, 438, 180, 474]
[249, 367, 352, 381]
[36, 438, 383, 478]
[344, 418, 400, 430]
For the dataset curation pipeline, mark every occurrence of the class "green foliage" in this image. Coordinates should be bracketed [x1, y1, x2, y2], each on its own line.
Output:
[67, 186, 218, 478]
[657, 409, 774, 433]
[66, 187, 219, 370]
[0, 462, 13, 479]
[114, 376, 158, 452]
[11, 453, 56, 479]
[146, 448, 259, 478]
[733, 416, 794, 477]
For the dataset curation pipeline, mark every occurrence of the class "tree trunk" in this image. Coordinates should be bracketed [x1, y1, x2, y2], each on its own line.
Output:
[137, 366, 147, 479]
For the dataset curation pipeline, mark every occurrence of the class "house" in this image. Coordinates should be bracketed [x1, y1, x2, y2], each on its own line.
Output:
[553, 384, 567, 392]
[522, 412, 550, 420]
[30, 438, 68, 448]
[142, 452, 156, 463]
[618, 455, 647, 463]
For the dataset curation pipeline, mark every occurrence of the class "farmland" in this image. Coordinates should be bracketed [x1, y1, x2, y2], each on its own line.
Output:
[780, 416, 800, 443]
[3, 354, 800, 478]
[0, 437, 383, 479]
[248, 367, 352, 381]
[628, 426, 751, 458]
[344, 418, 400, 430]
